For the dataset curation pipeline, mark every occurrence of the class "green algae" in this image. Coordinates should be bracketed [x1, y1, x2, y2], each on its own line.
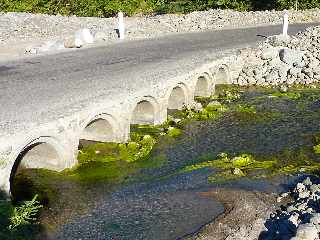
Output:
[182, 146, 320, 184]
[235, 104, 256, 114]
[271, 92, 301, 100]
[183, 153, 276, 174]
[179, 100, 229, 121]
[314, 145, 320, 154]
[167, 127, 182, 137]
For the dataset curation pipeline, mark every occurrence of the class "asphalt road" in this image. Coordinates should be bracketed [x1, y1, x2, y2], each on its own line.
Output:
[0, 23, 318, 136]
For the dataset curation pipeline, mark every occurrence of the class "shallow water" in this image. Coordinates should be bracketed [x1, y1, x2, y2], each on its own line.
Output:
[4, 85, 320, 240]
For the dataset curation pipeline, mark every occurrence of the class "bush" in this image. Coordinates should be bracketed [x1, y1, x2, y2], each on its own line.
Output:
[0, 0, 320, 17]
[9, 195, 43, 231]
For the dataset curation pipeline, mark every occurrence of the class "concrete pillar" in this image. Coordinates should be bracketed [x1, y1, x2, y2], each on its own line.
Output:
[118, 12, 125, 40]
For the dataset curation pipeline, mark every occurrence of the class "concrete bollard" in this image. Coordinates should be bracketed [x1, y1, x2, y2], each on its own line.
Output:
[118, 12, 125, 40]
[283, 10, 289, 36]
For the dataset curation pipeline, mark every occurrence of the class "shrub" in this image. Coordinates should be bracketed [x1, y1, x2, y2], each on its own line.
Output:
[9, 195, 43, 230]
[1, 0, 320, 17]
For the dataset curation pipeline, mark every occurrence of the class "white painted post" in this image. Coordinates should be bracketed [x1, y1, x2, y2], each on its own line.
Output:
[282, 10, 289, 36]
[118, 12, 125, 40]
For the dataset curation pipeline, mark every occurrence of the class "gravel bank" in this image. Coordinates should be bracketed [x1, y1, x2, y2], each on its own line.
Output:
[259, 177, 320, 240]
[236, 25, 320, 86]
[1, 9, 320, 47]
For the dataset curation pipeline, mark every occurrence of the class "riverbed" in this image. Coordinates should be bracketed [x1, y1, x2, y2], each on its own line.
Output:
[4, 85, 320, 240]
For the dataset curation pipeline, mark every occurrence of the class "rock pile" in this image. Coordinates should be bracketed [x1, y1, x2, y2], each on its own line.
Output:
[261, 177, 320, 240]
[236, 26, 320, 86]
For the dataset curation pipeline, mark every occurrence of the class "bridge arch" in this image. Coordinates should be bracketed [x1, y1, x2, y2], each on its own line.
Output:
[9, 137, 65, 193]
[131, 96, 159, 125]
[194, 73, 212, 97]
[80, 113, 119, 143]
[214, 65, 231, 85]
[167, 83, 189, 110]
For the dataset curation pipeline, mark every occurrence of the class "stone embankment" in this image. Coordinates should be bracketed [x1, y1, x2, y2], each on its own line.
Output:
[261, 177, 320, 240]
[0, 9, 320, 55]
[236, 25, 320, 86]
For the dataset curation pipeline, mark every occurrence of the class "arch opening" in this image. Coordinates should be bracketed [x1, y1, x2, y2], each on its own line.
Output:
[168, 86, 187, 110]
[131, 100, 155, 125]
[80, 118, 114, 143]
[10, 141, 62, 202]
[194, 76, 210, 97]
[215, 67, 230, 85]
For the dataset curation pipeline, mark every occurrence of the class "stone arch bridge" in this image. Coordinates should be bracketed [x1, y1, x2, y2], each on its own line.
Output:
[9, 22, 313, 196]
[0, 53, 241, 196]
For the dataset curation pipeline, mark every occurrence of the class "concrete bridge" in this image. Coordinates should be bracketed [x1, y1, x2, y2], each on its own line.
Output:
[0, 23, 315, 196]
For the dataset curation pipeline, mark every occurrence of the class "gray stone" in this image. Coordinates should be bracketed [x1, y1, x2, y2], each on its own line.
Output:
[279, 48, 304, 66]
[64, 36, 83, 48]
[261, 47, 279, 60]
[303, 177, 313, 186]
[289, 67, 302, 77]
[268, 35, 291, 47]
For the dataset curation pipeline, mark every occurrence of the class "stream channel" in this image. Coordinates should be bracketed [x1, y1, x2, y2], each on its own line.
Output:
[3, 85, 320, 240]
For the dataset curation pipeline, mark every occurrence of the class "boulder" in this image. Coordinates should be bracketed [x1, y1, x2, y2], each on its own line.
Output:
[279, 48, 304, 67]
[268, 35, 291, 47]
[289, 67, 302, 77]
[261, 47, 279, 60]
[64, 37, 83, 48]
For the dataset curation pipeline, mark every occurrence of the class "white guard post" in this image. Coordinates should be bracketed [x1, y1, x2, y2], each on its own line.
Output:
[283, 10, 289, 36]
[118, 12, 125, 40]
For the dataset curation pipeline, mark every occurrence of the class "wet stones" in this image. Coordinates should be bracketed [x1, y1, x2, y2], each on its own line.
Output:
[262, 177, 320, 240]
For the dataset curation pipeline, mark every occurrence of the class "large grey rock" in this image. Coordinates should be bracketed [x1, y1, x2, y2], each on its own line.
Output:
[268, 35, 291, 47]
[289, 67, 302, 77]
[265, 69, 279, 84]
[261, 47, 279, 60]
[279, 48, 304, 66]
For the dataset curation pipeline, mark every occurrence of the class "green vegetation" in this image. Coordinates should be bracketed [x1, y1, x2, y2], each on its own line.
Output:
[180, 104, 227, 121]
[1, 0, 319, 17]
[271, 91, 302, 100]
[314, 144, 320, 154]
[9, 195, 42, 230]
[182, 153, 276, 183]
[182, 145, 320, 183]
[235, 104, 256, 114]
[0, 195, 42, 240]
[314, 134, 320, 154]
